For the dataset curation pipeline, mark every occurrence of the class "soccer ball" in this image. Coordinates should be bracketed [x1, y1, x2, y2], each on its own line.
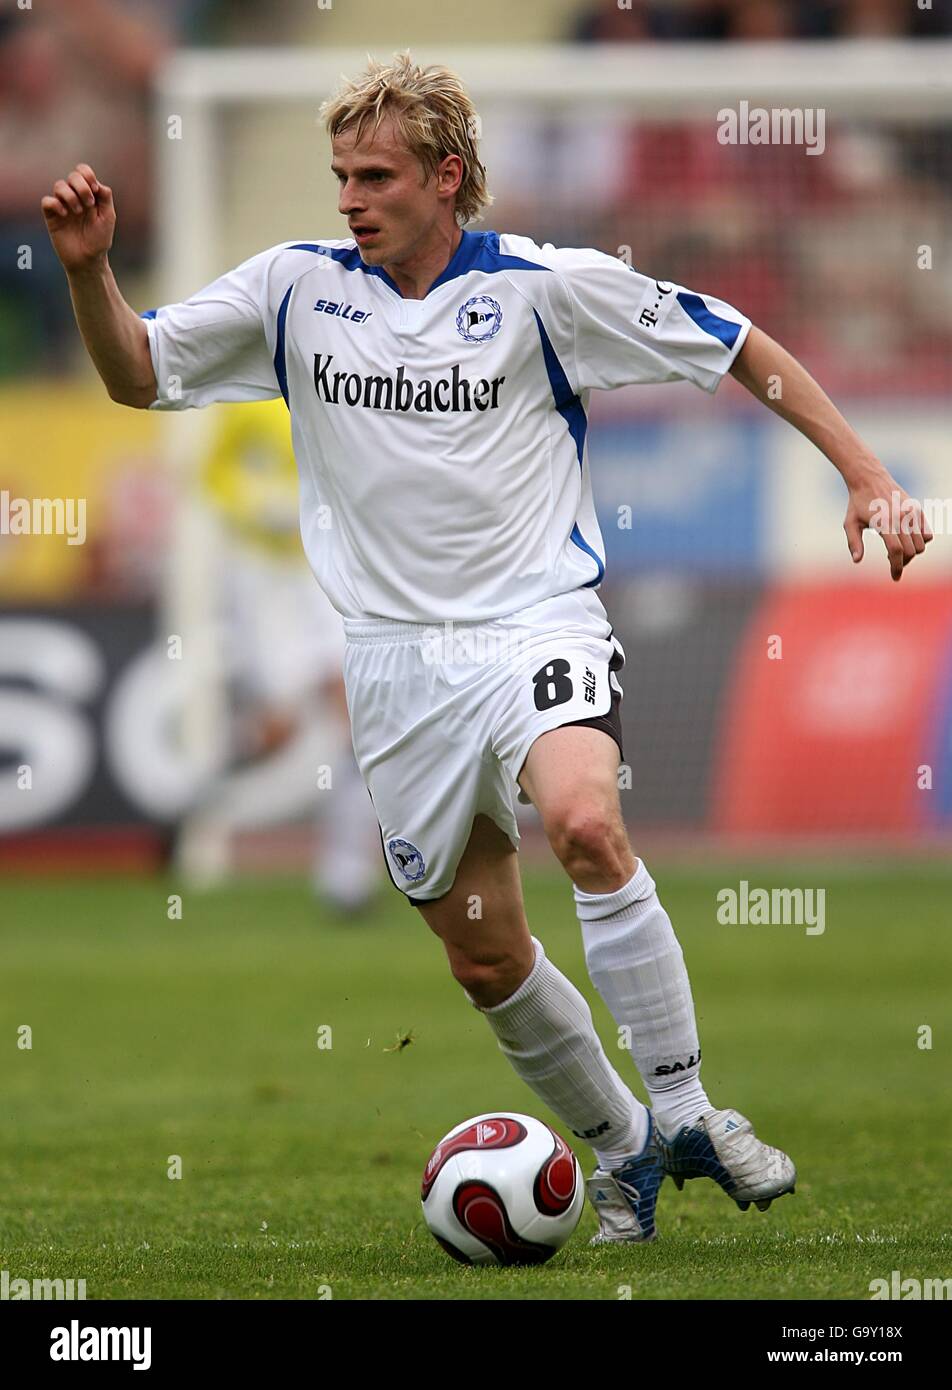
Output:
[421, 1111, 585, 1265]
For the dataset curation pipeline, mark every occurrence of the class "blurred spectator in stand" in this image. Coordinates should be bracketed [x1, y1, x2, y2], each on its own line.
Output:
[561, 0, 952, 395]
[723, 1, 793, 38]
[0, 1, 222, 378]
[572, 0, 729, 41]
[836, 0, 927, 36]
[571, 0, 951, 41]
[572, 0, 654, 41]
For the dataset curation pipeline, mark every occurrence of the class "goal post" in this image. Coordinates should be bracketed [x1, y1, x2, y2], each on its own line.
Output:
[150, 41, 952, 867]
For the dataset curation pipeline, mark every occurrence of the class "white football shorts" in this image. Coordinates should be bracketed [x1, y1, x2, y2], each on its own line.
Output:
[342, 587, 625, 905]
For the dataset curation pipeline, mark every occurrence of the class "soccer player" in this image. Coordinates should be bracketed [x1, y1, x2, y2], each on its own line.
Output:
[43, 53, 931, 1244]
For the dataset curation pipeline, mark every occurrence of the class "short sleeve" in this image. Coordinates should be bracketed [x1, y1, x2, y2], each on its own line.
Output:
[142, 246, 283, 411]
[547, 246, 751, 395]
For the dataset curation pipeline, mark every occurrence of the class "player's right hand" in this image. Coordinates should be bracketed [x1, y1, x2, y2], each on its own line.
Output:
[41, 164, 116, 273]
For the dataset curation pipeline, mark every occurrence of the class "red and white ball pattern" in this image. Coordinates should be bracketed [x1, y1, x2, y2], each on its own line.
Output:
[421, 1112, 585, 1265]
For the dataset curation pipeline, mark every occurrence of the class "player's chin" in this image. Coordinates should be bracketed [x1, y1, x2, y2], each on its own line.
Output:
[355, 237, 386, 264]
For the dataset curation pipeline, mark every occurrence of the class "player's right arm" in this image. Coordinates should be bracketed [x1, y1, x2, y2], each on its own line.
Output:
[41, 164, 157, 408]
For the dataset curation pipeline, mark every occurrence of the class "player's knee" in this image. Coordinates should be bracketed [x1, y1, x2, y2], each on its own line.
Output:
[447, 948, 532, 1008]
[547, 801, 626, 882]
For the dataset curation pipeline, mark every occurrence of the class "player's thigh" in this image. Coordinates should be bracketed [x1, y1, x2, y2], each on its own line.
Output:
[415, 813, 534, 1001]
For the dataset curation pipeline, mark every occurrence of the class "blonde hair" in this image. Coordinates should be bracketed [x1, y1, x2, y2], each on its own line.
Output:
[320, 52, 492, 227]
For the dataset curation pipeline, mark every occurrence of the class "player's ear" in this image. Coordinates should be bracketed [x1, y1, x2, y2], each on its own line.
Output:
[438, 153, 463, 198]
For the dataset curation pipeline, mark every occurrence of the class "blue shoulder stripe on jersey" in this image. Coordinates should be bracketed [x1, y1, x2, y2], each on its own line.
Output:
[676, 292, 741, 348]
[285, 231, 551, 298]
[322, 245, 404, 296]
[283, 241, 404, 294]
[274, 281, 294, 407]
[533, 309, 604, 588]
[427, 230, 552, 292]
[140, 309, 157, 320]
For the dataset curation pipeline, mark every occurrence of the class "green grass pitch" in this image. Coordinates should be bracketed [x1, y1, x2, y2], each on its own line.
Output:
[2, 864, 949, 1300]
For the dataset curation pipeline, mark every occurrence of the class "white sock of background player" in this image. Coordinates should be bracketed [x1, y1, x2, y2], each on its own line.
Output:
[467, 935, 650, 1170]
[575, 858, 713, 1140]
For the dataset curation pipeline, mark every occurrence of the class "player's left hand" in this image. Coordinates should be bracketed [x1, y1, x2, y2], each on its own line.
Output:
[843, 468, 933, 582]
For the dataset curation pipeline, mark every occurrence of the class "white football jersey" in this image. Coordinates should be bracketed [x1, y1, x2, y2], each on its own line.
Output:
[143, 231, 750, 622]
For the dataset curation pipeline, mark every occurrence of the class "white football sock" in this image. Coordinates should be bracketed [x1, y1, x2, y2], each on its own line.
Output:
[575, 860, 712, 1139]
[467, 936, 649, 1168]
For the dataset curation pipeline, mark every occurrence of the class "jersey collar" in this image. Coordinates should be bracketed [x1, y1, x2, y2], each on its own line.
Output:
[346, 228, 495, 300]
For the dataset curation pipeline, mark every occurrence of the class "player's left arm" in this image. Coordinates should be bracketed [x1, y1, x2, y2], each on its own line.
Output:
[728, 326, 933, 582]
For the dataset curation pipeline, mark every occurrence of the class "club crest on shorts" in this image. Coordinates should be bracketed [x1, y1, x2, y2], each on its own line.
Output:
[387, 837, 426, 882]
[456, 295, 502, 343]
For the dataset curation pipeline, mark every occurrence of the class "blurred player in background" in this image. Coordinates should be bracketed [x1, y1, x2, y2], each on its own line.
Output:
[180, 400, 381, 916]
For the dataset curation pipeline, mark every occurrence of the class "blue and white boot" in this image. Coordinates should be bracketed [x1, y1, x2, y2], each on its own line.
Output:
[586, 1112, 665, 1244]
[657, 1107, 796, 1212]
